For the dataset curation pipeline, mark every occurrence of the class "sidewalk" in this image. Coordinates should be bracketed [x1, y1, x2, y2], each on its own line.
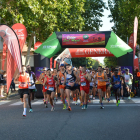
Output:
[0, 84, 19, 101]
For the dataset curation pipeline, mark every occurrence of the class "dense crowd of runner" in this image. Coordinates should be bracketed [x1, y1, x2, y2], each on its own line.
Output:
[14, 62, 133, 117]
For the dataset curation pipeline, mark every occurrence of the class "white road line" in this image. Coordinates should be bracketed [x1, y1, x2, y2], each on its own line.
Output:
[32, 100, 43, 105]
[0, 101, 11, 105]
[88, 104, 139, 107]
[10, 101, 23, 106]
[92, 99, 100, 104]
[131, 98, 140, 103]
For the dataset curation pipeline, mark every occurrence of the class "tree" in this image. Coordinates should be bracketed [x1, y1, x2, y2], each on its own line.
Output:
[104, 56, 118, 68]
[1, 0, 107, 44]
[108, 0, 140, 45]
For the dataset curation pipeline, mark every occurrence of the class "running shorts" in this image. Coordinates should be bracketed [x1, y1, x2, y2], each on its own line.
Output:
[125, 84, 132, 90]
[90, 86, 93, 90]
[65, 86, 76, 91]
[80, 86, 89, 94]
[18, 89, 29, 98]
[97, 85, 106, 92]
[59, 85, 66, 90]
[47, 89, 56, 95]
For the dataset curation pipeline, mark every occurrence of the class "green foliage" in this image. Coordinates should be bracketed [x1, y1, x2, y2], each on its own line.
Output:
[72, 57, 100, 69]
[0, 0, 106, 44]
[108, 0, 140, 45]
[104, 56, 118, 68]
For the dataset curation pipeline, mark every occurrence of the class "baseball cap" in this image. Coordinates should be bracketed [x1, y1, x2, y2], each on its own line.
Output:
[60, 64, 64, 67]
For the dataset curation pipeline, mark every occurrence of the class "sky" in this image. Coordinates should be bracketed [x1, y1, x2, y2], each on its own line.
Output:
[92, 0, 114, 64]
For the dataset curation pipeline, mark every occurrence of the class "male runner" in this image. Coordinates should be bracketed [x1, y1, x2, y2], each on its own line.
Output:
[44, 69, 58, 111]
[111, 69, 122, 106]
[38, 67, 47, 102]
[124, 68, 133, 99]
[53, 68, 58, 102]
[58, 64, 66, 109]
[92, 70, 96, 100]
[26, 65, 36, 112]
[80, 66, 91, 109]
[105, 66, 111, 102]
[14, 65, 30, 117]
[64, 64, 79, 111]
[94, 66, 107, 109]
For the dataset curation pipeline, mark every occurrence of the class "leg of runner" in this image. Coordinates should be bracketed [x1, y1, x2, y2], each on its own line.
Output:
[93, 86, 96, 100]
[50, 92, 55, 111]
[75, 89, 79, 105]
[65, 89, 72, 111]
[28, 90, 33, 113]
[60, 88, 66, 109]
[107, 86, 111, 102]
[98, 89, 104, 109]
[121, 85, 124, 99]
[23, 94, 28, 116]
[81, 90, 86, 109]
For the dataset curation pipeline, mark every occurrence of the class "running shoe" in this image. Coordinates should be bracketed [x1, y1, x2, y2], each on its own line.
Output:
[128, 96, 131, 100]
[108, 98, 110, 102]
[44, 101, 46, 104]
[29, 109, 33, 113]
[63, 104, 67, 110]
[93, 97, 95, 100]
[51, 107, 55, 111]
[85, 104, 87, 109]
[80, 103, 83, 106]
[100, 106, 104, 109]
[22, 115, 26, 117]
[82, 105, 85, 109]
[116, 103, 119, 106]
[45, 104, 48, 108]
[75, 101, 78, 105]
[88, 99, 91, 103]
[67, 106, 72, 111]
[118, 99, 120, 104]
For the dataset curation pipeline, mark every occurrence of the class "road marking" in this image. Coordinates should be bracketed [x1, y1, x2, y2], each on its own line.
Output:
[131, 98, 140, 103]
[0, 101, 11, 105]
[32, 100, 43, 105]
[88, 104, 139, 107]
[10, 101, 23, 106]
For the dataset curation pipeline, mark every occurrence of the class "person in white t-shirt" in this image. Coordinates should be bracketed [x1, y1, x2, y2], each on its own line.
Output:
[124, 69, 133, 99]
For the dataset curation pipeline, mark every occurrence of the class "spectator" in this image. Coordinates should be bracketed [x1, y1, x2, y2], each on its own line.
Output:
[10, 78, 16, 92]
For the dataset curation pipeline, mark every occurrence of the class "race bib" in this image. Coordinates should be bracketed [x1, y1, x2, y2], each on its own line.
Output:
[81, 82, 86, 86]
[45, 86, 47, 89]
[115, 81, 120, 85]
[125, 79, 129, 83]
[20, 82, 27, 87]
[61, 77, 64, 84]
[49, 87, 54, 91]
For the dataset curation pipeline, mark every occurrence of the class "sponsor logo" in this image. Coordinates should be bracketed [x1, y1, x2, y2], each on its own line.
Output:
[83, 34, 89, 40]
[67, 36, 76, 39]
[110, 45, 123, 48]
[43, 45, 57, 49]
[0, 28, 11, 37]
[14, 29, 24, 37]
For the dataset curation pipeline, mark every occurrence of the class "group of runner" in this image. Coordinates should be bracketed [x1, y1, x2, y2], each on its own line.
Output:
[14, 63, 133, 116]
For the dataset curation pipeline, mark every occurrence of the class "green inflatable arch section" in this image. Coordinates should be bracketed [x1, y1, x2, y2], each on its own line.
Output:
[35, 31, 133, 58]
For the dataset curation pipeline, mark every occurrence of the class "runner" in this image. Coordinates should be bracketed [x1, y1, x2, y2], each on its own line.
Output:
[89, 70, 94, 100]
[80, 66, 91, 109]
[111, 69, 121, 106]
[14, 65, 30, 117]
[94, 66, 107, 109]
[64, 64, 79, 111]
[92, 70, 96, 100]
[53, 68, 58, 102]
[26, 65, 36, 112]
[124, 68, 133, 99]
[38, 67, 47, 102]
[58, 64, 66, 109]
[105, 66, 111, 102]
[44, 69, 58, 111]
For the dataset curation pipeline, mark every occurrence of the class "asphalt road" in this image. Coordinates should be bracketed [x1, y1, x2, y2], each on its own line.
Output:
[0, 96, 140, 140]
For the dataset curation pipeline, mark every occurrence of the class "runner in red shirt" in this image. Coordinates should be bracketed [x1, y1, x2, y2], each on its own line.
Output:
[80, 66, 91, 109]
[44, 69, 58, 111]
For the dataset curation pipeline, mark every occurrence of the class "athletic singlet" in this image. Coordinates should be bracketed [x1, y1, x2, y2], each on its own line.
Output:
[106, 72, 111, 85]
[90, 78, 94, 87]
[28, 74, 36, 89]
[113, 75, 121, 89]
[43, 75, 47, 90]
[118, 71, 121, 75]
[59, 70, 66, 85]
[97, 72, 106, 86]
[66, 71, 76, 86]
[18, 73, 29, 89]
[80, 72, 89, 87]
[46, 76, 55, 91]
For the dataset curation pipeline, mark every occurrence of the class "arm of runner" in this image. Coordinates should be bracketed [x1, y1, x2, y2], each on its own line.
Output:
[104, 73, 108, 82]
[14, 74, 20, 84]
[74, 71, 80, 82]
[43, 77, 47, 86]
[63, 73, 66, 86]
[86, 73, 91, 82]
[111, 76, 114, 85]
[94, 74, 97, 85]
